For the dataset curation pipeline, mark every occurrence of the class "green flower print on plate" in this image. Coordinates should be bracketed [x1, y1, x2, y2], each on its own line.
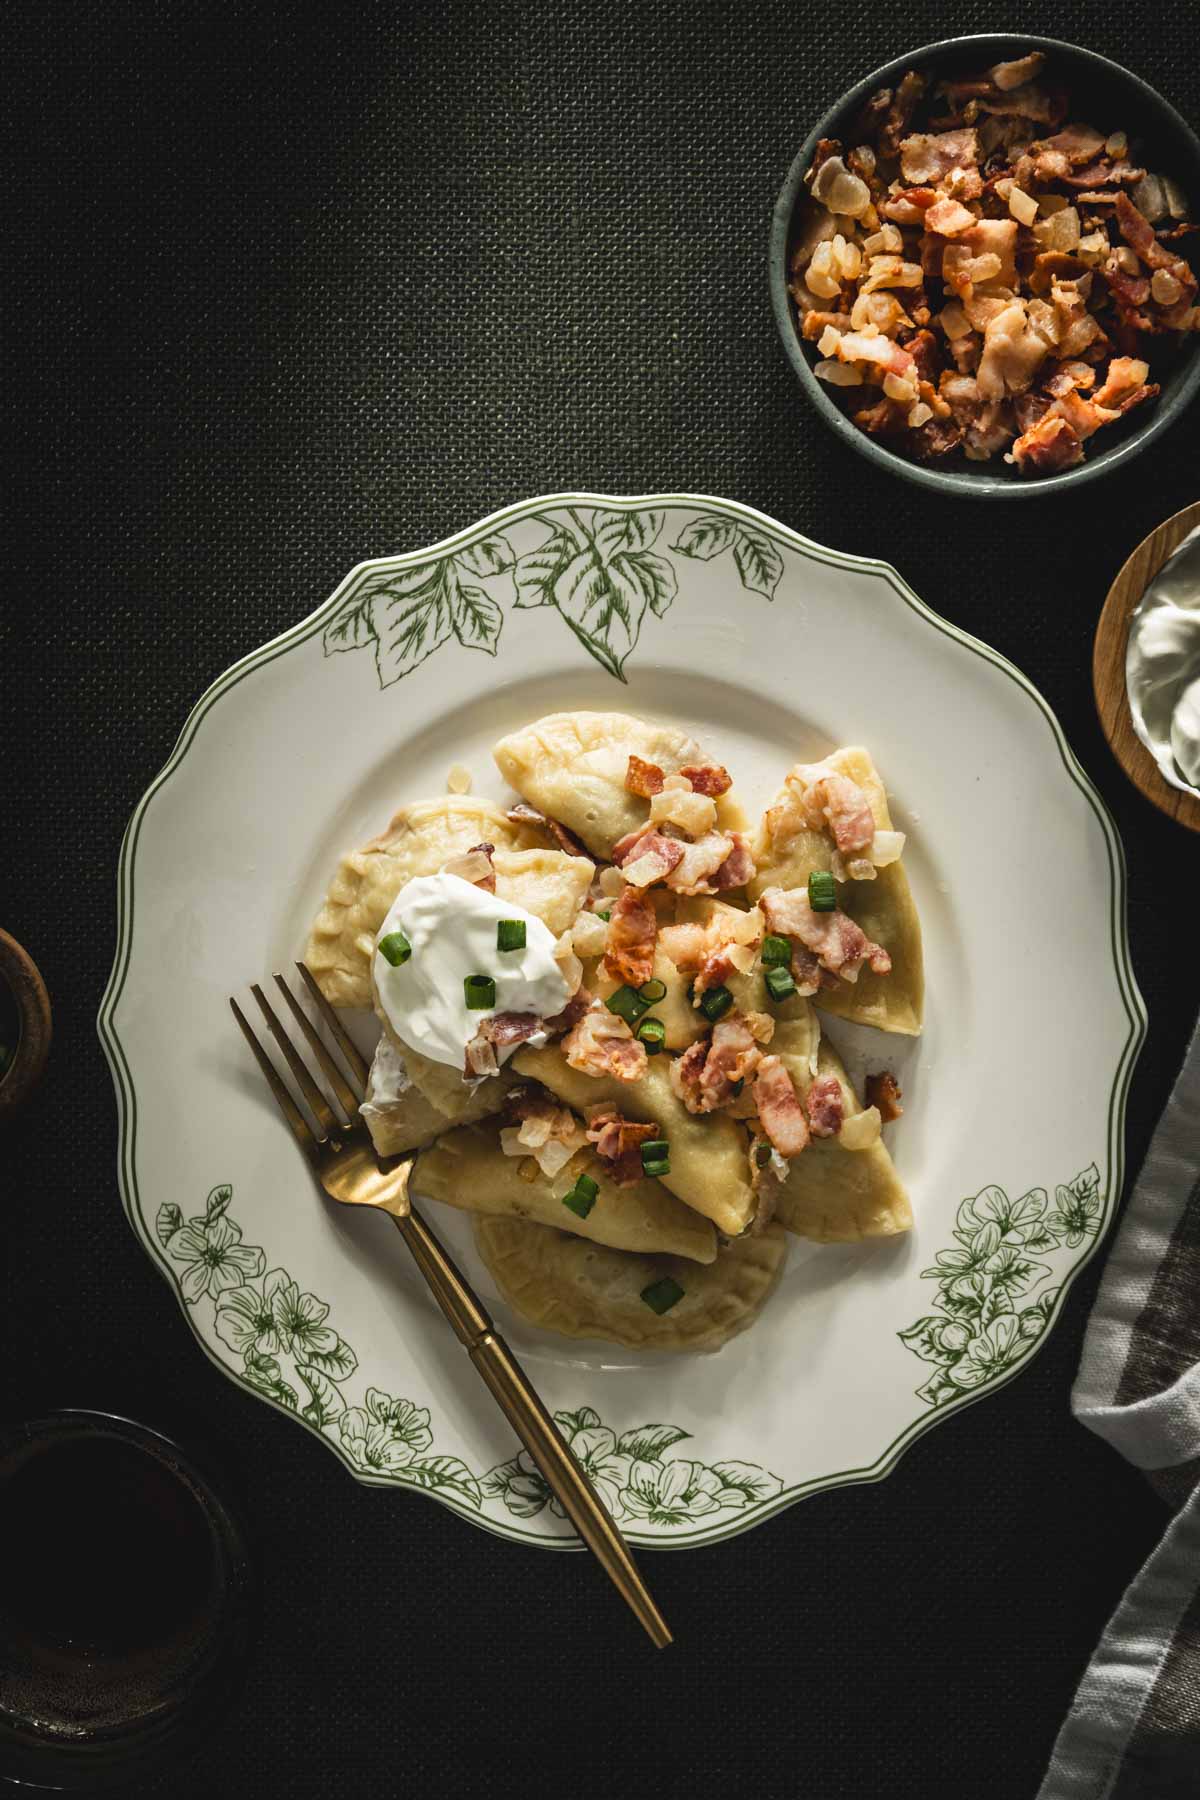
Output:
[321, 505, 784, 688]
[899, 1163, 1101, 1408]
[481, 1408, 783, 1529]
[166, 1188, 264, 1303]
[159, 1188, 782, 1533]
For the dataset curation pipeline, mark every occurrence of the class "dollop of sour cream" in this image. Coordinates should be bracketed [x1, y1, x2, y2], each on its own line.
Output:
[1170, 672, 1200, 789]
[1126, 525, 1200, 799]
[373, 872, 570, 1073]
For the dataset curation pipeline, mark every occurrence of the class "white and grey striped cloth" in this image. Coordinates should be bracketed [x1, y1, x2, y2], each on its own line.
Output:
[1039, 1016, 1200, 1800]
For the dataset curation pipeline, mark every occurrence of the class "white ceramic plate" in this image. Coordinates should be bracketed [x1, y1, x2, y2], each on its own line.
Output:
[99, 495, 1144, 1548]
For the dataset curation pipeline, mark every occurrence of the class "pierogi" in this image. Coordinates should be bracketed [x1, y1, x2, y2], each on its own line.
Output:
[304, 712, 924, 1350]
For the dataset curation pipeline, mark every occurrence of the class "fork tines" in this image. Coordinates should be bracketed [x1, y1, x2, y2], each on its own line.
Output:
[230, 964, 369, 1156]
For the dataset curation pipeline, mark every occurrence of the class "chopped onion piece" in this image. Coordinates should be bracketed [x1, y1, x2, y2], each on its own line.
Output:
[883, 371, 918, 402]
[1151, 269, 1182, 306]
[939, 298, 971, 339]
[839, 1106, 882, 1151]
[871, 828, 906, 867]
[1008, 187, 1038, 227]
[1163, 176, 1189, 220]
[446, 763, 472, 794]
[1131, 173, 1167, 222]
[570, 911, 608, 958]
[815, 358, 864, 386]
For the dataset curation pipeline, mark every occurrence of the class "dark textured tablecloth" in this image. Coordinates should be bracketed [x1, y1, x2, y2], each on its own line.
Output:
[4, 3, 1200, 1795]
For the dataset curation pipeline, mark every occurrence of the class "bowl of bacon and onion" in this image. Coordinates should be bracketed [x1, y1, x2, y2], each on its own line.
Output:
[770, 36, 1200, 494]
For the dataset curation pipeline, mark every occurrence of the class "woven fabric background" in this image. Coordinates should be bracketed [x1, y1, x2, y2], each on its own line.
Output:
[4, 2, 1200, 1795]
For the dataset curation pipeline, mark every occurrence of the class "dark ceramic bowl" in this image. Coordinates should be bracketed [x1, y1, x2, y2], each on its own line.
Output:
[769, 34, 1200, 499]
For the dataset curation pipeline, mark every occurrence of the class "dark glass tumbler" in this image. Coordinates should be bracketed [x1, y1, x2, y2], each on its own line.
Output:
[0, 1411, 253, 1790]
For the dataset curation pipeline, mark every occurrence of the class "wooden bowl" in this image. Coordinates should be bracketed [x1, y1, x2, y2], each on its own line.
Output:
[1093, 500, 1200, 832]
[0, 931, 52, 1119]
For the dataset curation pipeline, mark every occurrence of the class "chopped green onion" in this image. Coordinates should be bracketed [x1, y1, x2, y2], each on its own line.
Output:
[765, 966, 796, 1002]
[641, 1276, 685, 1315]
[756, 1142, 773, 1167]
[606, 984, 650, 1025]
[464, 974, 496, 1010]
[640, 1140, 670, 1178]
[808, 869, 837, 912]
[496, 919, 526, 953]
[761, 933, 791, 967]
[562, 1173, 599, 1219]
[378, 930, 412, 967]
[636, 1017, 667, 1054]
[638, 977, 667, 1002]
[730, 1077, 744, 1096]
[699, 985, 733, 1022]
[596, 909, 611, 922]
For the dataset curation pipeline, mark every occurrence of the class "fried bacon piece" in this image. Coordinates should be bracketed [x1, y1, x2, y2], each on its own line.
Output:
[1093, 356, 1157, 411]
[990, 52, 1045, 91]
[442, 843, 496, 891]
[712, 832, 756, 891]
[789, 764, 876, 854]
[464, 1010, 544, 1077]
[759, 888, 891, 983]
[613, 827, 686, 888]
[900, 128, 980, 185]
[584, 1107, 659, 1186]
[500, 1085, 589, 1178]
[1008, 412, 1084, 473]
[624, 754, 665, 798]
[562, 1004, 647, 1083]
[669, 1015, 765, 1115]
[865, 1071, 904, 1122]
[505, 804, 589, 859]
[1047, 386, 1119, 439]
[699, 1015, 764, 1111]
[665, 832, 738, 896]
[678, 762, 733, 796]
[788, 943, 824, 996]
[753, 1057, 811, 1158]
[544, 984, 593, 1037]
[878, 69, 927, 159]
[804, 1073, 845, 1138]
[603, 888, 657, 987]
[669, 1039, 709, 1115]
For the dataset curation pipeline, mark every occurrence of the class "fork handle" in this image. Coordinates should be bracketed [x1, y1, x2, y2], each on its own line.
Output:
[390, 1205, 671, 1649]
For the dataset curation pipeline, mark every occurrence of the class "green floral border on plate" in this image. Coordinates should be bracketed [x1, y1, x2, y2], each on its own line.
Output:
[158, 1181, 785, 1534]
[98, 494, 1146, 1550]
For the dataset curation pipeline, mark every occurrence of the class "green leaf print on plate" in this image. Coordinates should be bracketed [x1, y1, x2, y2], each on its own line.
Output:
[324, 531, 514, 686]
[321, 505, 783, 686]
[899, 1163, 1101, 1407]
[671, 512, 784, 600]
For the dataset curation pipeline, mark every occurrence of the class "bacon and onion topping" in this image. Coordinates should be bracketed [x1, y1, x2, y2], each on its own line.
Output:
[791, 51, 1195, 474]
[758, 887, 892, 984]
[562, 1002, 647, 1082]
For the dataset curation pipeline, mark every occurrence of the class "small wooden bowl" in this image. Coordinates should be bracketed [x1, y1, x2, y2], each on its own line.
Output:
[1093, 500, 1200, 833]
[0, 931, 52, 1120]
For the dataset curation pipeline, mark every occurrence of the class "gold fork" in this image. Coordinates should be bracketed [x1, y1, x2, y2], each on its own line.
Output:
[230, 963, 671, 1648]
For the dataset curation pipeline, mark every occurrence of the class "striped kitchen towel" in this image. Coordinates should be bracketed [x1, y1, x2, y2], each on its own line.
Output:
[1039, 1015, 1200, 1800]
